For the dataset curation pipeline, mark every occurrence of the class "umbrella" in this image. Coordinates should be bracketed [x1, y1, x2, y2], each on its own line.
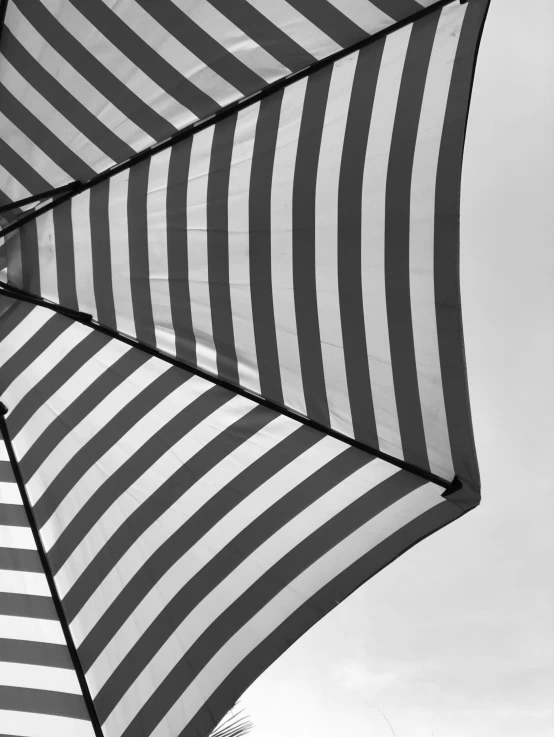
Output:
[0, 1, 490, 735]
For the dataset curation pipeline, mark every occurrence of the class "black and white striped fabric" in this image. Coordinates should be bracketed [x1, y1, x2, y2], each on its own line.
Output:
[0, 0, 445, 213]
[6, 0, 486, 491]
[0, 0, 489, 733]
[0, 422, 94, 736]
[0, 296, 467, 737]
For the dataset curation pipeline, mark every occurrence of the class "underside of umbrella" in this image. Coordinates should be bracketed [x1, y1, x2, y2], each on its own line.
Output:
[0, 1, 490, 736]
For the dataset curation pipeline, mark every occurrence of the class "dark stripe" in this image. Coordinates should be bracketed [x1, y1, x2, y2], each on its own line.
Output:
[89, 178, 117, 329]
[0, 503, 27, 526]
[49, 384, 231, 577]
[53, 198, 79, 311]
[134, 0, 265, 98]
[18, 347, 148, 483]
[208, 0, 316, 72]
[0, 592, 57, 619]
[0, 460, 15, 482]
[249, 93, 284, 405]
[95, 441, 366, 721]
[69, 0, 216, 120]
[0, 685, 89, 720]
[166, 138, 196, 365]
[34, 366, 191, 528]
[0, 138, 51, 196]
[0, 638, 72, 669]
[385, 14, 438, 471]
[338, 41, 384, 449]
[4, 231, 23, 289]
[0, 312, 68, 394]
[435, 0, 488, 495]
[17, 219, 41, 295]
[370, 0, 426, 22]
[0, 82, 94, 182]
[13, 0, 176, 143]
[7, 330, 109, 439]
[1, 27, 134, 163]
[286, 0, 367, 48]
[120, 453, 414, 737]
[127, 158, 156, 346]
[0, 547, 42, 573]
[0, 298, 34, 344]
[207, 115, 239, 385]
[63, 397, 264, 624]
[183, 497, 460, 737]
[80, 417, 316, 674]
[293, 66, 332, 427]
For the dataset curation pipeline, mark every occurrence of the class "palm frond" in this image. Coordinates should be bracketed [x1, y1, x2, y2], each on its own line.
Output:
[210, 704, 254, 737]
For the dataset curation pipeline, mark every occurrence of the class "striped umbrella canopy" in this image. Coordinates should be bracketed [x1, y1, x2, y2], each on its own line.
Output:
[0, 1, 490, 736]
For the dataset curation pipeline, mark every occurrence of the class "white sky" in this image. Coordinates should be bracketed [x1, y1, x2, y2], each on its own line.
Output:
[242, 1, 554, 735]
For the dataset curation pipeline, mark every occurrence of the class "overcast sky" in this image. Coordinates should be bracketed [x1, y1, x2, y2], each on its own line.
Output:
[242, 1, 554, 735]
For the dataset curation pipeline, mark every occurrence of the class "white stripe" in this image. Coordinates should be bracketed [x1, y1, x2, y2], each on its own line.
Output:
[0, 111, 67, 188]
[0, 163, 32, 205]
[147, 147, 175, 355]
[64, 394, 254, 623]
[0, 570, 49, 597]
[361, 26, 411, 459]
[0, 307, 51, 372]
[0, 661, 81, 695]
[30, 360, 171, 511]
[0, 526, 35, 550]
[271, 79, 307, 416]
[42, 0, 192, 130]
[247, 0, 341, 59]
[0, 614, 65, 644]
[172, 0, 290, 81]
[187, 126, 218, 374]
[6, 2, 152, 152]
[0, 441, 10, 461]
[104, 450, 390, 735]
[87, 414, 300, 692]
[0, 709, 95, 737]
[36, 208, 59, 304]
[153, 484, 444, 737]
[71, 190, 98, 317]
[13, 341, 131, 492]
[315, 54, 356, 439]
[111, 0, 240, 107]
[40, 374, 212, 551]
[0, 55, 112, 173]
[228, 103, 261, 394]
[108, 171, 136, 339]
[0, 484, 20, 505]
[326, 0, 393, 34]
[5, 321, 87, 405]
[410, 4, 464, 479]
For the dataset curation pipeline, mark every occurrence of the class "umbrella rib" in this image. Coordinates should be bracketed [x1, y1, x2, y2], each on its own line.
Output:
[0, 409, 105, 737]
[0, 281, 456, 493]
[0, 0, 461, 240]
[0, 182, 81, 214]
